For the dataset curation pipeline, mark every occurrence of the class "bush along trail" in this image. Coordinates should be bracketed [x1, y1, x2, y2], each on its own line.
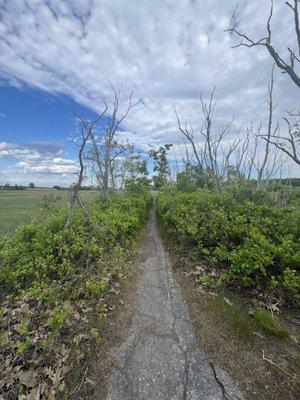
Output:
[157, 189, 300, 399]
[157, 190, 300, 308]
[0, 192, 151, 399]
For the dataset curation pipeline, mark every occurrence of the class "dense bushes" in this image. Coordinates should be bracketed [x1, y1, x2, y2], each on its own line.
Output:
[157, 190, 300, 307]
[0, 192, 150, 398]
[0, 192, 150, 298]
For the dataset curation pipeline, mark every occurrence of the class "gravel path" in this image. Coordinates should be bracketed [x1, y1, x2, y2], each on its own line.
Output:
[107, 201, 244, 400]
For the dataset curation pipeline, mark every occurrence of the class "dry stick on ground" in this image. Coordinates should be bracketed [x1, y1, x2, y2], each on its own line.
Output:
[225, 0, 300, 88]
[65, 105, 107, 228]
[69, 364, 88, 396]
[262, 350, 296, 380]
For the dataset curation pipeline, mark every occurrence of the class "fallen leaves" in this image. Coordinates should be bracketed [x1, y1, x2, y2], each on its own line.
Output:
[0, 295, 101, 399]
[17, 369, 37, 388]
[46, 367, 65, 390]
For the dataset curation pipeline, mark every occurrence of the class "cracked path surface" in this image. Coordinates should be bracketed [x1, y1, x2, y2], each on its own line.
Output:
[107, 201, 245, 400]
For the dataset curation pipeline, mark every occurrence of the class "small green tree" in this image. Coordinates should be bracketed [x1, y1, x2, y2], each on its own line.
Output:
[123, 155, 150, 191]
[148, 144, 172, 189]
[28, 182, 35, 188]
[176, 164, 208, 192]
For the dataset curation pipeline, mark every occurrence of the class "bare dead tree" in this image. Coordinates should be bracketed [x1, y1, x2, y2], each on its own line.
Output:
[245, 124, 260, 180]
[257, 64, 280, 182]
[262, 116, 300, 164]
[265, 147, 289, 181]
[235, 127, 251, 177]
[199, 89, 218, 183]
[87, 85, 139, 198]
[175, 107, 204, 168]
[226, 0, 300, 88]
[200, 90, 235, 189]
[175, 88, 235, 190]
[221, 135, 244, 182]
[65, 107, 107, 228]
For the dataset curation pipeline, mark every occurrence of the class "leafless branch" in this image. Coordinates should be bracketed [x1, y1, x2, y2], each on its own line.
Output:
[65, 105, 107, 227]
[262, 115, 300, 165]
[87, 85, 138, 197]
[226, 0, 300, 88]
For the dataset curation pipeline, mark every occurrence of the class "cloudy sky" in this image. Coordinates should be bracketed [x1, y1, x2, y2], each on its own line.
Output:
[0, 0, 299, 186]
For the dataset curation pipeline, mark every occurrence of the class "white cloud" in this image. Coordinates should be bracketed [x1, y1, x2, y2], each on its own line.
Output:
[0, 141, 77, 185]
[0, 0, 299, 181]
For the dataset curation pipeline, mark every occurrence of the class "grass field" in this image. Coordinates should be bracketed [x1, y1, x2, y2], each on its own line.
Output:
[0, 189, 98, 236]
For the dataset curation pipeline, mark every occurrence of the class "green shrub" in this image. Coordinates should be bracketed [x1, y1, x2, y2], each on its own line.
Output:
[0, 330, 9, 347]
[47, 308, 71, 334]
[18, 315, 30, 335]
[227, 229, 275, 287]
[282, 269, 300, 308]
[85, 279, 108, 296]
[0, 191, 151, 398]
[0, 192, 151, 300]
[157, 190, 300, 307]
[16, 337, 32, 355]
[198, 274, 215, 287]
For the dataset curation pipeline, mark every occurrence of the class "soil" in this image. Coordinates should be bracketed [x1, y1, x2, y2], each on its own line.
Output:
[171, 252, 300, 400]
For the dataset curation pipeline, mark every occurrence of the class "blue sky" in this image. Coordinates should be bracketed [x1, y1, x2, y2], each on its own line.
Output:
[0, 0, 299, 185]
[0, 85, 96, 186]
[0, 85, 88, 144]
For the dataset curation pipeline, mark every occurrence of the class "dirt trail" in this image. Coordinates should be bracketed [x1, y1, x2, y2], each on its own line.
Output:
[107, 201, 244, 400]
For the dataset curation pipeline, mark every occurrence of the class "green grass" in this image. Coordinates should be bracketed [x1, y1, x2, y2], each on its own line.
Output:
[253, 309, 290, 338]
[207, 296, 254, 341]
[0, 189, 98, 235]
[206, 296, 290, 341]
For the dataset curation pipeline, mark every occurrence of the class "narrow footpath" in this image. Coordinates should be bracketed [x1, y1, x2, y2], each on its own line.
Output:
[107, 201, 245, 400]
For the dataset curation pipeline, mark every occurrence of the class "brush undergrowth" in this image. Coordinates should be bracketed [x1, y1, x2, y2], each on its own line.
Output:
[0, 191, 151, 399]
[157, 189, 300, 308]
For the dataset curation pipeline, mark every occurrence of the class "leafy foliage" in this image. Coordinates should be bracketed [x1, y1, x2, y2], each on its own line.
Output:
[157, 190, 300, 307]
[0, 191, 151, 398]
[0, 192, 150, 298]
[148, 144, 172, 189]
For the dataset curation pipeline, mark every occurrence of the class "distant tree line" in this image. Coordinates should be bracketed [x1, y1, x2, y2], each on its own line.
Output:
[0, 182, 36, 190]
[52, 185, 94, 190]
[0, 183, 27, 190]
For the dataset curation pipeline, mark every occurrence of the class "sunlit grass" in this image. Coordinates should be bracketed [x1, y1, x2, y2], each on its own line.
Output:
[207, 296, 254, 341]
[252, 309, 289, 338]
[206, 295, 290, 341]
[0, 189, 98, 235]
